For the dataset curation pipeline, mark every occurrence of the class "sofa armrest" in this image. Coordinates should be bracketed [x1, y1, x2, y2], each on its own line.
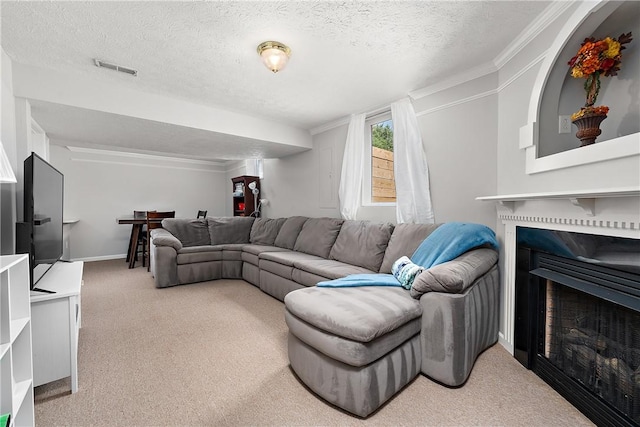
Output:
[410, 248, 498, 298]
[150, 228, 183, 251]
[151, 243, 178, 288]
[418, 264, 500, 386]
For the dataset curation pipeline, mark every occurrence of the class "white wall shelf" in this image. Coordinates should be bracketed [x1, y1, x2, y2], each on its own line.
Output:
[521, 132, 640, 175]
[0, 254, 35, 427]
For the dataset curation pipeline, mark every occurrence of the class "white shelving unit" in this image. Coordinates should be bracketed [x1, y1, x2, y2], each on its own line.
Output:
[0, 254, 35, 427]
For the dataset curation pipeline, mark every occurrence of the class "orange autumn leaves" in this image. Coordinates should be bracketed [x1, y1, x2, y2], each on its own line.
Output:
[568, 33, 632, 79]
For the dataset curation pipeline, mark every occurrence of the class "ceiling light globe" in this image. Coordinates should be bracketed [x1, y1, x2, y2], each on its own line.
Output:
[257, 41, 291, 73]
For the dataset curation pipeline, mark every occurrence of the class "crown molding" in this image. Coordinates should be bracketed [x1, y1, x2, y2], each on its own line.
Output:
[310, 116, 351, 136]
[65, 145, 228, 166]
[493, 0, 577, 69]
[408, 61, 498, 100]
[414, 89, 497, 118]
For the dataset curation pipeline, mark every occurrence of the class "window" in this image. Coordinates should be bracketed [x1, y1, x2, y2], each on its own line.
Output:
[363, 113, 396, 205]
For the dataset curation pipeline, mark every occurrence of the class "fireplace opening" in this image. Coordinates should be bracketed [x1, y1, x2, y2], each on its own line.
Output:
[545, 281, 640, 423]
[515, 227, 640, 427]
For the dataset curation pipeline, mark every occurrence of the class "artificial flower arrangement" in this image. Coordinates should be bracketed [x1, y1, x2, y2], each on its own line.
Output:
[568, 32, 632, 120]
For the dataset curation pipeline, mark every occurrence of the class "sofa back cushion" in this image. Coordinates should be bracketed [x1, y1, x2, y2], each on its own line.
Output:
[274, 216, 308, 249]
[250, 217, 287, 245]
[379, 223, 440, 273]
[329, 220, 394, 271]
[293, 217, 344, 258]
[208, 217, 255, 245]
[161, 218, 210, 247]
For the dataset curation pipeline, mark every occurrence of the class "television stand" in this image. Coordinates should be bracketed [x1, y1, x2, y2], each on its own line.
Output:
[31, 287, 56, 294]
[30, 261, 83, 393]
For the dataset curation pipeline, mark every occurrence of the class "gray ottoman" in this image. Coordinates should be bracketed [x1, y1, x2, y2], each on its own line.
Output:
[284, 286, 422, 417]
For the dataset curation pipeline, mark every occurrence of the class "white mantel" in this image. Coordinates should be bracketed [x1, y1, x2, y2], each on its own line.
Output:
[477, 189, 640, 353]
[477, 187, 640, 218]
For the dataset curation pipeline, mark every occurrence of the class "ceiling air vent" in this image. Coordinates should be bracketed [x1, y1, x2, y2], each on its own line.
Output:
[93, 59, 138, 76]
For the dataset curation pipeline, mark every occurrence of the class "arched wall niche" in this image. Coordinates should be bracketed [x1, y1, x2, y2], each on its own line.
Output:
[520, 0, 639, 175]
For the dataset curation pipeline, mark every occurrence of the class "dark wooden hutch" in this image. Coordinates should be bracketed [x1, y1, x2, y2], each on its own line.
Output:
[231, 175, 261, 217]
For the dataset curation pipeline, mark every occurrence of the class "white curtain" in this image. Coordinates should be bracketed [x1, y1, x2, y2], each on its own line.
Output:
[391, 98, 434, 224]
[338, 113, 366, 220]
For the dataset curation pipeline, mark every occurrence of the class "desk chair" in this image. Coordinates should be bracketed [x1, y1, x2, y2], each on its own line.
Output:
[147, 211, 175, 271]
[132, 210, 150, 268]
[197, 210, 207, 218]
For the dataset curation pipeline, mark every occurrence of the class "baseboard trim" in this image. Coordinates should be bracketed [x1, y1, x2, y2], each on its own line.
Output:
[68, 254, 127, 263]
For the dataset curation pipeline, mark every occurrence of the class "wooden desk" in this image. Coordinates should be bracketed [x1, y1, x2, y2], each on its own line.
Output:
[117, 216, 164, 268]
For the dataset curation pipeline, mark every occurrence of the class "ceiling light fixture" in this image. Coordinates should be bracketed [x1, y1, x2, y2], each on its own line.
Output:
[257, 41, 291, 73]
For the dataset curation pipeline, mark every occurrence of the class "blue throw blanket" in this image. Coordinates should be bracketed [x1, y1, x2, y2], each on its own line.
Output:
[316, 273, 400, 288]
[317, 222, 499, 288]
[410, 222, 499, 268]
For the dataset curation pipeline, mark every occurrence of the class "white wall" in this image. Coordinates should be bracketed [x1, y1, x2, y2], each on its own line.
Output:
[263, 74, 499, 228]
[1, 48, 17, 254]
[50, 145, 228, 261]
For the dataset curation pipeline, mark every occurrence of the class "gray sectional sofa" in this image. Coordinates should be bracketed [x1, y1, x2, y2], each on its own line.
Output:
[150, 216, 500, 417]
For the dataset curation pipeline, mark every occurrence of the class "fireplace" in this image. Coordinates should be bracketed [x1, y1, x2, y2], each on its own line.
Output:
[515, 227, 640, 426]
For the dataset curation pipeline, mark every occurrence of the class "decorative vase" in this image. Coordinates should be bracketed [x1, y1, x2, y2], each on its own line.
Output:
[571, 110, 607, 146]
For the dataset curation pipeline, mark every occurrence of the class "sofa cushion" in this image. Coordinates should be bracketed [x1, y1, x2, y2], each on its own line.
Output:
[293, 259, 374, 280]
[250, 217, 287, 245]
[410, 248, 499, 298]
[260, 259, 294, 281]
[176, 245, 222, 264]
[260, 251, 324, 267]
[379, 223, 440, 273]
[161, 218, 210, 247]
[329, 220, 393, 271]
[284, 286, 422, 343]
[285, 309, 421, 367]
[242, 244, 291, 256]
[274, 216, 308, 249]
[293, 217, 344, 258]
[208, 217, 255, 245]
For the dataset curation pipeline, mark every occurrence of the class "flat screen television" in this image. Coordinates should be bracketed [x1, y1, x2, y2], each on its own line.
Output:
[16, 152, 64, 291]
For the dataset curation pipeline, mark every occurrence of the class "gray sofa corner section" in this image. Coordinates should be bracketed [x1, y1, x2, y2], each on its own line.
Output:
[149, 214, 502, 416]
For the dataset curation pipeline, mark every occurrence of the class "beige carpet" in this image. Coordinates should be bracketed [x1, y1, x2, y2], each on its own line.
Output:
[34, 259, 593, 426]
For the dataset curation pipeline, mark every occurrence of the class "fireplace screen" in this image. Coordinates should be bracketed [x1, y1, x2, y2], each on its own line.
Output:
[544, 280, 640, 423]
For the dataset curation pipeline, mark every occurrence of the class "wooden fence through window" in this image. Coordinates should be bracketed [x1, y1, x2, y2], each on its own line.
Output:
[372, 147, 396, 203]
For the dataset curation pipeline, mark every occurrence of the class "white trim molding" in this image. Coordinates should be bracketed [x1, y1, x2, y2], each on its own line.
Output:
[493, 1, 576, 69]
[65, 145, 228, 166]
[66, 145, 229, 173]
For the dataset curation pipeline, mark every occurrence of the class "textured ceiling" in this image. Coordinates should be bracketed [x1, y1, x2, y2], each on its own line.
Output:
[1, 1, 551, 160]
